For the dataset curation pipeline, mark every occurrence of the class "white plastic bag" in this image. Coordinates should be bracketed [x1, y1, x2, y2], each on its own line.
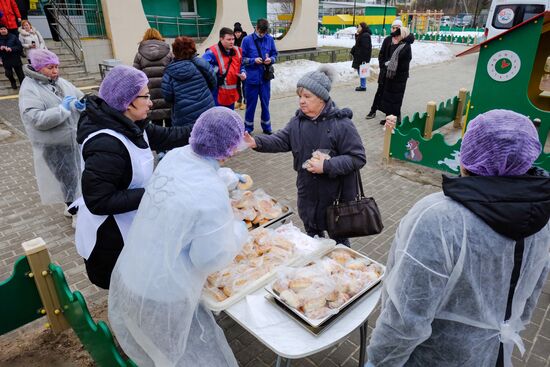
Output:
[359, 62, 370, 78]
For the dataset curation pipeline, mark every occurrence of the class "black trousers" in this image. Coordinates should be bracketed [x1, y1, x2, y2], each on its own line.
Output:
[4, 63, 24, 86]
[370, 82, 384, 114]
[42, 144, 79, 201]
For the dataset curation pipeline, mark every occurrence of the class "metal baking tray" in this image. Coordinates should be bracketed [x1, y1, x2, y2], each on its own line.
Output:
[264, 245, 386, 328]
[202, 237, 336, 312]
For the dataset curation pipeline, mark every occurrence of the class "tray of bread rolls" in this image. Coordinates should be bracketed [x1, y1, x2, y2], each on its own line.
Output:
[265, 245, 385, 328]
[230, 189, 293, 231]
[202, 223, 336, 311]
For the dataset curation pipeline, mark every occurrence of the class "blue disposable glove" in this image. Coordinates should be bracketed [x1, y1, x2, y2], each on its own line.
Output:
[60, 96, 76, 111]
[236, 174, 247, 183]
[74, 99, 86, 112]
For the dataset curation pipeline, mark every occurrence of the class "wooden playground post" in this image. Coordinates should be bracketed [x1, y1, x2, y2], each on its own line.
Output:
[22, 238, 70, 334]
[454, 88, 468, 128]
[424, 101, 437, 139]
[382, 122, 394, 163]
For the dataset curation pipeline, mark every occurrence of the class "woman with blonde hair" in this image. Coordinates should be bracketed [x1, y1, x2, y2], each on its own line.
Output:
[19, 20, 47, 58]
[133, 28, 172, 127]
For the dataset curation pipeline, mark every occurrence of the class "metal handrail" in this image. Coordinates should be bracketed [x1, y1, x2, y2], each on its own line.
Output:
[145, 14, 215, 39]
[44, 1, 85, 64]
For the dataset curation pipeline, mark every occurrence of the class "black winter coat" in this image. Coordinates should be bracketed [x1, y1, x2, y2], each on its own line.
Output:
[133, 39, 173, 121]
[351, 30, 372, 69]
[76, 95, 192, 288]
[234, 31, 248, 47]
[0, 32, 23, 67]
[161, 56, 216, 127]
[380, 34, 414, 117]
[254, 101, 366, 233]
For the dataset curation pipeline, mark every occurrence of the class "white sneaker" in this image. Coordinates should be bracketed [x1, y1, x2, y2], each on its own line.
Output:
[72, 215, 77, 229]
[63, 206, 72, 217]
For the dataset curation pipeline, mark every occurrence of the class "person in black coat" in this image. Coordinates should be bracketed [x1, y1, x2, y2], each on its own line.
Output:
[75, 65, 192, 289]
[244, 66, 366, 246]
[366, 19, 405, 121]
[351, 22, 372, 92]
[378, 26, 413, 125]
[0, 22, 24, 89]
[234, 22, 248, 109]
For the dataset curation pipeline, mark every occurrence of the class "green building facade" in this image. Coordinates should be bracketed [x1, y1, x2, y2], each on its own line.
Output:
[141, 0, 267, 38]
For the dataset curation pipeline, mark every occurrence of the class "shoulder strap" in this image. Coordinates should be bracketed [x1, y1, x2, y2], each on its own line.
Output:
[334, 170, 365, 204]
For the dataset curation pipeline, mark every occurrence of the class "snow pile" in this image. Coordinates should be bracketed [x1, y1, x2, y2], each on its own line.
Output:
[410, 42, 455, 67]
[271, 42, 454, 95]
[335, 26, 358, 36]
[318, 33, 383, 48]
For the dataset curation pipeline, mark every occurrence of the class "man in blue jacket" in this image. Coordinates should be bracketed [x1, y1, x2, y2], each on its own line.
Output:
[241, 18, 278, 134]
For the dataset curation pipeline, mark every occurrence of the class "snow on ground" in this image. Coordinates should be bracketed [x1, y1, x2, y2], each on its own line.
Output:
[271, 42, 454, 95]
[427, 31, 484, 38]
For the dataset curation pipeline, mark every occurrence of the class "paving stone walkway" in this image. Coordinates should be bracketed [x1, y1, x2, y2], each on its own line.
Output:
[0, 45, 548, 366]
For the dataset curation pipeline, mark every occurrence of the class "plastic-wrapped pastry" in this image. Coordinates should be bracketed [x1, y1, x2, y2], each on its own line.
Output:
[205, 286, 228, 302]
[305, 306, 332, 320]
[289, 277, 313, 291]
[303, 296, 327, 313]
[272, 278, 289, 294]
[330, 249, 353, 264]
[328, 292, 350, 309]
[346, 258, 370, 271]
[280, 289, 303, 309]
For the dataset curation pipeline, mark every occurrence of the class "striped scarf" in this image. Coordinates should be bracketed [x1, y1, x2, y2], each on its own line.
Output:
[386, 43, 406, 80]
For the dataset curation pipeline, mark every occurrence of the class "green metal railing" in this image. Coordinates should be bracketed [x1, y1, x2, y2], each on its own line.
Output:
[145, 14, 215, 39]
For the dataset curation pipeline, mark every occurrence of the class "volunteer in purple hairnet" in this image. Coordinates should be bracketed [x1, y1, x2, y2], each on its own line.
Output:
[74, 65, 193, 290]
[109, 107, 248, 367]
[367, 109, 550, 367]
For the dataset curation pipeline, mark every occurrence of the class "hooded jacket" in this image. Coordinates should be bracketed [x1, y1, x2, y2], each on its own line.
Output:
[253, 101, 366, 232]
[351, 28, 372, 69]
[133, 39, 172, 121]
[161, 56, 216, 127]
[367, 172, 550, 367]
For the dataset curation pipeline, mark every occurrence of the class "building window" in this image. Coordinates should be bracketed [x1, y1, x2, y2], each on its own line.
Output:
[180, 0, 197, 15]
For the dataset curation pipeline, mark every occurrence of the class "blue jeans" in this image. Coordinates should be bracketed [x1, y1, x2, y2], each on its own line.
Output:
[357, 69, 366, 88]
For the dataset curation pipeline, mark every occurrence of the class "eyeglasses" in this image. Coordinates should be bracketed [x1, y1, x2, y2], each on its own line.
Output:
[136, 94, 151, 100]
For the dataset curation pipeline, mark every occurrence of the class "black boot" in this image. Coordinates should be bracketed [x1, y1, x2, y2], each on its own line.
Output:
[365, 111, 376, 119]
[379, 119, 387, 125]
[355, 86, 366, 92]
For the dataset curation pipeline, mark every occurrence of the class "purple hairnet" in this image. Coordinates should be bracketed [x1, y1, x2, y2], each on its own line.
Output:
[190, 107, 245, 160]
[29, 49, 60, 71]
[461, 109, 541, 176]
[99, 65, 149, 112]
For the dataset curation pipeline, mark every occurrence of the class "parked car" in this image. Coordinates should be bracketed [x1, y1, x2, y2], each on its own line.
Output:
[441, 15, 452, 26]
[455, 14, 474, 27]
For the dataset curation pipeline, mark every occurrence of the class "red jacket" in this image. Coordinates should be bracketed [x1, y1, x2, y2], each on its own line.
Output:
[209, 44, 242, 106]
[0, 0, 21, 30]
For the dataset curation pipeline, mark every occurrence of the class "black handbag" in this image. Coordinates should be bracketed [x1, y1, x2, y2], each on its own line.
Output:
[326, 171, 383, 239]
[253, 38, 275, 81]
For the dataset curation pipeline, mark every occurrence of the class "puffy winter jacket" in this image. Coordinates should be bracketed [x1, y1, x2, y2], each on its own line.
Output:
[241, 32, 278, 85]
[253, 101, 366, 232]
[76, 95, 192, 288]
[0, 32, 22, 66]
[161, 56, 216, 127]
[0, 0, 21, 30]
[18, 27, 46, 55]
[133, 39, 172, 122]
[351, 29, 372, 69]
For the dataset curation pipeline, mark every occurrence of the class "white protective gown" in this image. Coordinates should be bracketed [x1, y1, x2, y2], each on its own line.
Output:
[19, 65, 84, 204]
[108, 145, 247, 367]
[367, 192, 550, 367]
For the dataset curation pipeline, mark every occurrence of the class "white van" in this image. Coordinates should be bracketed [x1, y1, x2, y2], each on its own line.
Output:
[485, 0, 548, 39]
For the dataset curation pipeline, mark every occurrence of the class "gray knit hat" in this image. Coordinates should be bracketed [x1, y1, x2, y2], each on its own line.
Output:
[296, 65, 337, 102]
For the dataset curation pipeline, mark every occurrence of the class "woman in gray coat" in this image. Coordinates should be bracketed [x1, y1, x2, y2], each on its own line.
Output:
[244, 66, 366, 246]
[18, 49, 84, 220]
[133, 28, 172, 127]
